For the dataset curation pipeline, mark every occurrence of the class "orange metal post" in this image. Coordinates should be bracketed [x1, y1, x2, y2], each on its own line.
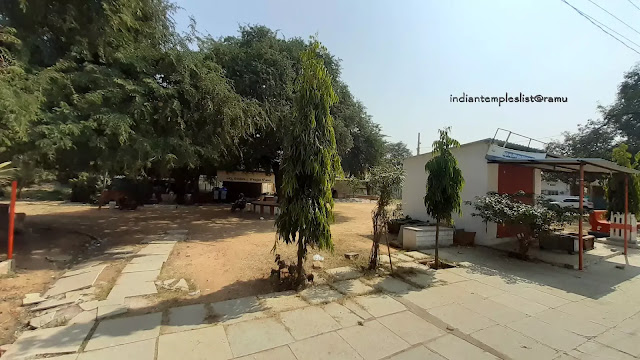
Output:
[579, 164, 584, 270]
[7, 181, 17, 260]
[625, 175, 629, 255]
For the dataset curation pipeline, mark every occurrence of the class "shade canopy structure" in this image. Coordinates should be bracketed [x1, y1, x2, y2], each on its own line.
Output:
[487, 155, 638, 270]
[486, 157, 640, 175]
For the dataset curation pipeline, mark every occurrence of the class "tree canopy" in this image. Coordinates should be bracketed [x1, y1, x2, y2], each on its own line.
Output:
[0, 1, 399, 199]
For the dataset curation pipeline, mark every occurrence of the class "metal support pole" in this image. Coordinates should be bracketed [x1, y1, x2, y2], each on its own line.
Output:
[579, 164, 584, 270]
[625, 175, 629, 256]
[7, 181, 17, 260]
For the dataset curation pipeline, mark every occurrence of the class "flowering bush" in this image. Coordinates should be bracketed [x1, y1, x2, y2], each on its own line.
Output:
[467, 191, 577, 255]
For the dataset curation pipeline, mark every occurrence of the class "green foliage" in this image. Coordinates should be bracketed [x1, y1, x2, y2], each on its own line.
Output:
[467, 192, 578, 255]
[424, 128, 464, 225]
[424, 128, 464, 267]
[204, 25, 384, 186]
[11, 155, 54, 196]
[383, 141, 412, 167]
[368, 162, 405, 269]
[607, 143, 640, 215]
[1, 0, 262, 181]
[603, 65, 640, 152]
[275, 39, 340, 284]
[69, 172, 103, 203]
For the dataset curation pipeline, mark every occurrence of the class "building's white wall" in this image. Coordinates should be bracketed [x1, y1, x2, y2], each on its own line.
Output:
[402, 141, 498, 245]
[541, 179, 571, 201]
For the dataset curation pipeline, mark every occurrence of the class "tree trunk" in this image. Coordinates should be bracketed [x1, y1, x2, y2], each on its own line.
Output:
[435, 221, 440, 269]
[296, 236, 304, 285]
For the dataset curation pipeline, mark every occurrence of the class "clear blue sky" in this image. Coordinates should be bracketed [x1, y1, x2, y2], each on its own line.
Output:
[174, 0, 639, 154]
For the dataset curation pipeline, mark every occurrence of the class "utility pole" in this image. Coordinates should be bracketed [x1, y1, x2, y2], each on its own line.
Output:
[416, 133, 421, 155]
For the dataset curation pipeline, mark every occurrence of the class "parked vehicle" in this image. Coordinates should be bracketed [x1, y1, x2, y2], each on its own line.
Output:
[549, 196, 593, 211]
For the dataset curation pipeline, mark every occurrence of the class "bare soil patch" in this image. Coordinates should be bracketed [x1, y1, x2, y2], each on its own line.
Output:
[0, 200, 395, 342]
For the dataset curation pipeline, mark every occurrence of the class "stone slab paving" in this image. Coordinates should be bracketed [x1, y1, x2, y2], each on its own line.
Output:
[96, 304, 128, 319]
[404, 251, 431, 260]
[210, 296, 267, 324]
[158, 325, 232, 360]
[107, 281, 157, 300]
[425, 334, 498, 360]
[506, 317, 587, 352]
[85, 312, 162, 351]
[259, 291, 307, 313]
[489, 292, 549, 316]
[78, 338, 156, 360]
[427, 303, 497, 334]
[337, 320, 410, 360]
[235, 346, 297, 360]
[533, 308, 608, 337]
[472, 324, 558, 360]
[129, 254, 170, 264]
[459, 298, 529, 325]
[363, 276, 418, 294]
[61, 263, 106, 278]
[390, 253, 414, 262]
[331, 279, 375, 296]
[288, 332, 363, 360]
[594, 328, 640, 357]
[353, 294, 406, 317]
[225, 317, 294, 357]
[299, 285, 344, 305]
[115, 270, 161, 284]
[343, 299, 374, 320]
[69, 309, 97, 325]
[388, 346, 445, 360]
[1, 323, 93, 359]
[165, 303, 209, 334]
[136, 243, 176, 256]
[325, 266, 363, 281]
[121, 261, 164, 273]
[278, 306, 340, 340]
[44, 269, 103, 297]
[322, 302, 363, 327]
[449, 279, 506, 298]
[572, 340, 637, 360]
[376, 311, 445, 344]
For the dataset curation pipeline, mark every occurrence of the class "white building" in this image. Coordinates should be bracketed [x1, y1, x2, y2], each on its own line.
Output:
[402, 139, 543, 247]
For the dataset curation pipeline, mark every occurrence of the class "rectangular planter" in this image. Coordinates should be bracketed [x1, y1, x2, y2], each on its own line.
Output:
[402, 226, 454, 250]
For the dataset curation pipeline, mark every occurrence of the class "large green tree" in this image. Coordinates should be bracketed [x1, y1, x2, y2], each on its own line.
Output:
[275, 40, 340, 285]
[424, 128, 464, 268]
[202, 25, 385, 194]
[603, 65, 640, 152]
[607, 143, 640, 216]
[1, 1, 262, 192]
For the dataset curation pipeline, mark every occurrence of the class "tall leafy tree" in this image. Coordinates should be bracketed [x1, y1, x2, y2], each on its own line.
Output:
[607, 143, 640, 215]
[603, 65, 640, 152]
[275, 40, 340, 285]
[1, 0, 262, 194]
[383, 141, 412, 167]
[203, 25, 385, 192]
[424, 128, 464, 267]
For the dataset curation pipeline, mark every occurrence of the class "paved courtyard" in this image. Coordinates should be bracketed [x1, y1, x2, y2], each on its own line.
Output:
[5, 245, 640, 359]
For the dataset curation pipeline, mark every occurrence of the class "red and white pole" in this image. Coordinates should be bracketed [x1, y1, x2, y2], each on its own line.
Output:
[579, 164, 584, 271]
[7, 181, 17, 260]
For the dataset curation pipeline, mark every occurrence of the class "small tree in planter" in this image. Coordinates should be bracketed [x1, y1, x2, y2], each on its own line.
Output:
[424, 128, 464, 268]
[467, 192, 576, 257]
[368, 162, 405, 270]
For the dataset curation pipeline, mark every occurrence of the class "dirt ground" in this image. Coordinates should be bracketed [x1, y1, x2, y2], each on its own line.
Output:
[0, 200, 393, 343]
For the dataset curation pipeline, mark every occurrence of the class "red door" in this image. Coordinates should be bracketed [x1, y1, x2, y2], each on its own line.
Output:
[497, 164, 534, 238]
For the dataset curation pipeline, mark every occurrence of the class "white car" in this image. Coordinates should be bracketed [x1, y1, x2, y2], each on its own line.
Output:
[549, 197, 593, 211]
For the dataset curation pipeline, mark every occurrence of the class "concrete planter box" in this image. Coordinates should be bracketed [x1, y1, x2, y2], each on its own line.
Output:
[402, 226, 454, 250]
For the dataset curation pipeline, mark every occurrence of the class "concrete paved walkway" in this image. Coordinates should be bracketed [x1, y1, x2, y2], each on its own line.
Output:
[6, 245, 640, 359]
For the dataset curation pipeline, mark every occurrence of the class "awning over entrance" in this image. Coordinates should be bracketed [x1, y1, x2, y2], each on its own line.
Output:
[486, 157, 640, 175]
